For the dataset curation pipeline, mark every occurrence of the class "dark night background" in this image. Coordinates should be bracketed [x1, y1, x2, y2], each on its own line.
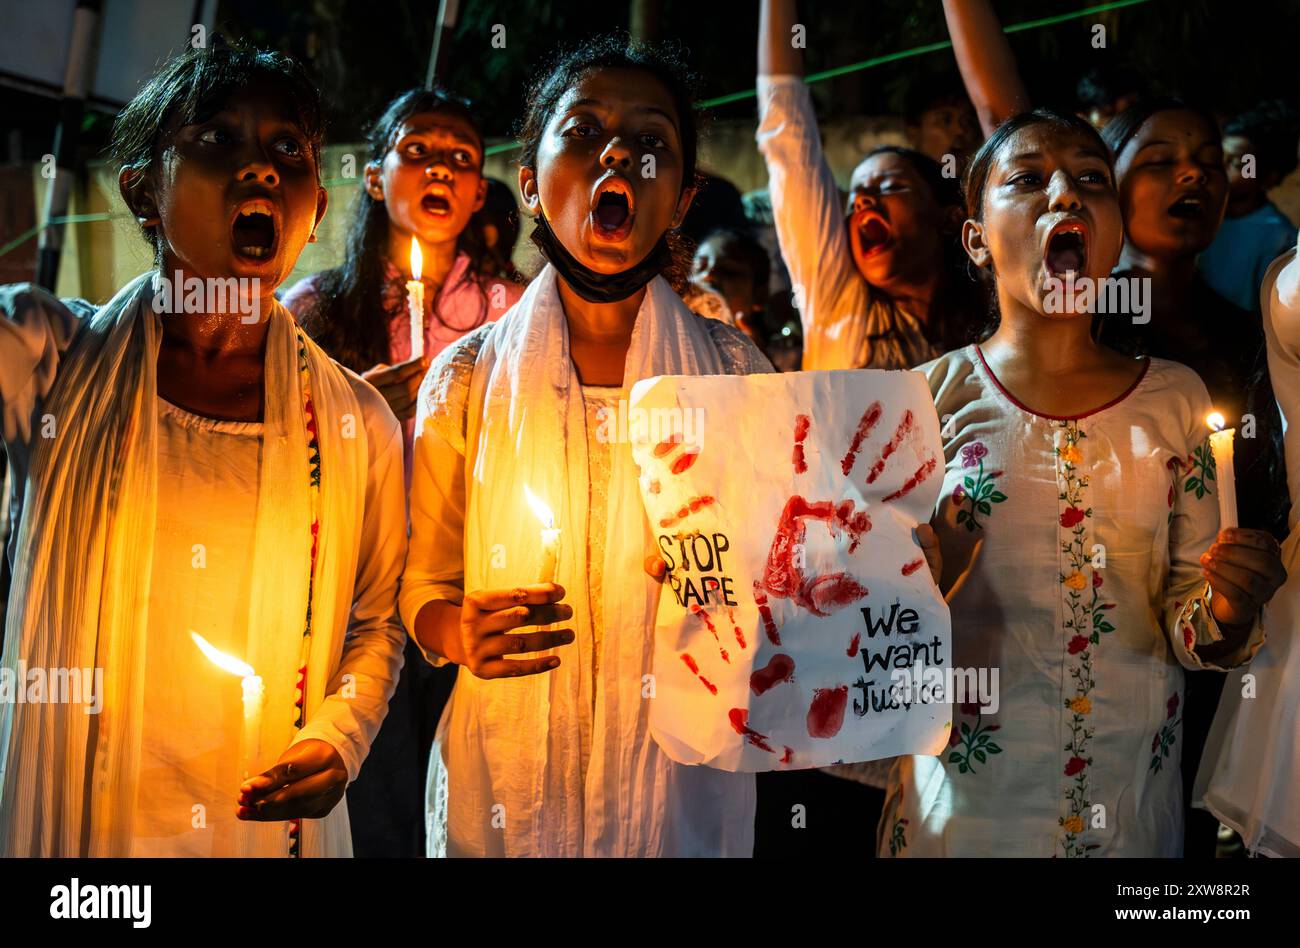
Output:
[4, 0, 1300, 163]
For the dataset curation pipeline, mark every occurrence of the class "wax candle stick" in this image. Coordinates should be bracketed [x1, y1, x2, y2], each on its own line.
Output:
[524, 484, 562, 584]
[239, 674, 265, 783]
[1206, 412, 1237, 530]
[191, 631, 264, 782]
[407, 237, 425, 362]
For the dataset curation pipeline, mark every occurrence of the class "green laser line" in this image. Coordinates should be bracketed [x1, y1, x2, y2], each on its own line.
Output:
[699, 0, 1153, 108]
[1003, 0, 1151, 35]
[0, 212, 117, 258]
[1, 0, 1153, 253]
[491, 0, 1152, 148]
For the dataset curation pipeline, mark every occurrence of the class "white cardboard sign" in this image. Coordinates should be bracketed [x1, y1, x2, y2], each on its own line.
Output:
[629, 370, 952, 772]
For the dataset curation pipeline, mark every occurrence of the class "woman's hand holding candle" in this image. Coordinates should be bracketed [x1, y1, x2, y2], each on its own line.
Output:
[237, 739, 348, 821]
[415, 585, 575, 680]
[361, 356, 428, 421]
[1199, 527, 1286, 642]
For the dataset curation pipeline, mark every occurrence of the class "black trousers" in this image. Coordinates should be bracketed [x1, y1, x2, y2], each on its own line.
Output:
[754, 768, 884, 857]
[346, 637, 456, 857]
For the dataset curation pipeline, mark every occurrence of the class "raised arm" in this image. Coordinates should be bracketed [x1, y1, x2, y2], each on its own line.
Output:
[759, 0, 802, 77]
[942, 0, 1031, 136]
[756, 0, 871, 368]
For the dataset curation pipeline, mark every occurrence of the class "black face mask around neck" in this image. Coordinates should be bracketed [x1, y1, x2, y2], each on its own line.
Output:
[529, 212, 673, 303]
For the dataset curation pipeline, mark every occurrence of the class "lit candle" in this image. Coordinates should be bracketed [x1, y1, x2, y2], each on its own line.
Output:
[524, 484, 561, 584]
[191, 631, 264, 782]
[1206, 412, 1237, 530]
[407, 237, 425, 362]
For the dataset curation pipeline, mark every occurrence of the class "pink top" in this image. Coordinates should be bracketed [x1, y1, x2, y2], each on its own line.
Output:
[282, 253, 525, 479]
[282, 253, 524, 366]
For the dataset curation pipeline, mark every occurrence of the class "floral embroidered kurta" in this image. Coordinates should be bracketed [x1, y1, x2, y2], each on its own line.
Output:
[881, 345, 1264, 857]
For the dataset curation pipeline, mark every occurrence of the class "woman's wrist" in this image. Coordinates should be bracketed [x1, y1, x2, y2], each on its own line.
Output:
[416, 599, 466, 665]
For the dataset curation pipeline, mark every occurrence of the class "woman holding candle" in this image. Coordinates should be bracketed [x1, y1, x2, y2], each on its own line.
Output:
[400, 36, 772, 857]
[943, 0, 1290, 856]
[1197, 241, 1300, 857]
[944, 0, 1287, 540]
[283, 88, 525, 857]
[283, 89, 523, 457]
[881, 109, 1285, 857]
[0, 42, 407, 857]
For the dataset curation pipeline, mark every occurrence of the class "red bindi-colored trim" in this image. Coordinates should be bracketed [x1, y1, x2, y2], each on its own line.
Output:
[972, 344, 1151, 421]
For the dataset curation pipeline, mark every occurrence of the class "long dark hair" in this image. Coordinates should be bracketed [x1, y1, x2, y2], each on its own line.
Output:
[109, 36, 323, 262]
[859, 144, 985, 351]
[299, 89, 502, 371]
[514, 33, 703, 292]
[962, 108, 1115, 337]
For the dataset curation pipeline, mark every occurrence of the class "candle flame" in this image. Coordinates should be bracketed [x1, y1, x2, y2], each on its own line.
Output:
[190, 631, 255, 678]
[1206, 411, 1226, 432]
[524, 484, 555, 529]
[410, 237, 423, 281]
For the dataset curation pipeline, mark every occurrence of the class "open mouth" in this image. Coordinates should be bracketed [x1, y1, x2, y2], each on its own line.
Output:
[421, 192, 452, 216]
[590, 175, 635, 239]
[855, 213, 893, 257]
[1045, 221, 1087, 277]
[1168, 192, 1208, 220]
[231, 200, 278, 261]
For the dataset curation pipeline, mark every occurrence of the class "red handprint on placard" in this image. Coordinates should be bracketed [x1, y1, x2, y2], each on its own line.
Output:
[745, 405, 939, 742]
[648, 429, 751, 697]
[652, 403, 938, 758]
[754, 405, 938, 625]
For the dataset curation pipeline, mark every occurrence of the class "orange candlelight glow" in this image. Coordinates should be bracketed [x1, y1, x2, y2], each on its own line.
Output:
[410, 236, 423, 281]
[1205, 411, 1237, 530]
[191, 631, 265, 780]
[524, 484, 561, 585]
[524, 483, 556, 529]
[191, 630, 254, 678]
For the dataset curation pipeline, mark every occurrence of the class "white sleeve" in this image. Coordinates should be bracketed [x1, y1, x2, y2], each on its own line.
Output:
[0, 283, 89, 445]
[398, 342, 475, 666]
[756, 75, 874, 369]
[1263, 246, 1300, 359]
[291, 386, 409, 781]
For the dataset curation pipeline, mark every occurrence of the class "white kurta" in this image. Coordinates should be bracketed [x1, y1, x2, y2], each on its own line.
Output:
[882, 346, 1263, 857]
[0, 287, 408, 857]
[132, 398, 261, 855]
[1197, 248, 1300, 857]
[402, 280, 768, 857]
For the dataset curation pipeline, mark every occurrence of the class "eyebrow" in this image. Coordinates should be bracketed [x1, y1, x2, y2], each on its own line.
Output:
[399, 126, 480, 147]
[1134, 138, 1221, 155]
[567, 98, 677, 125]
[1006, 148, 1110, 162]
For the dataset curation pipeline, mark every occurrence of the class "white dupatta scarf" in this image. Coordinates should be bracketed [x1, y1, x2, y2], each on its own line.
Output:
[0, 272, 368, 857]
[432, 265, 757, 857]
